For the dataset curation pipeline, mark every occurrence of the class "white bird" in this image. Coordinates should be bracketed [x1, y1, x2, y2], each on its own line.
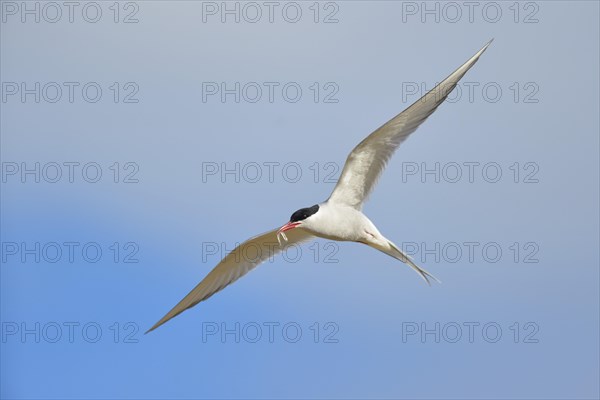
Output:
[147, 40, 492, 333]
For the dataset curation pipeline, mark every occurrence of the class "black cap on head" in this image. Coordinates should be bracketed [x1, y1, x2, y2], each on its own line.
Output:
[290, 204, 319, 223]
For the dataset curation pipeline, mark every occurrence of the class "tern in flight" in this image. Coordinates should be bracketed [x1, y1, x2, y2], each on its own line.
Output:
[147, 40, 492, 333]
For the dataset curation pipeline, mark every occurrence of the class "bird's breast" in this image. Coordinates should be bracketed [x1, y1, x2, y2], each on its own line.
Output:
[306, 204, 372, 242]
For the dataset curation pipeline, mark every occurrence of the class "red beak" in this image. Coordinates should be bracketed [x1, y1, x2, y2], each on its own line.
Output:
[278, 221, 300, 234]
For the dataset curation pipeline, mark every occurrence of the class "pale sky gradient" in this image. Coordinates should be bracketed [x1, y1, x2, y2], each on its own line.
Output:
[1, 1, 599, 399]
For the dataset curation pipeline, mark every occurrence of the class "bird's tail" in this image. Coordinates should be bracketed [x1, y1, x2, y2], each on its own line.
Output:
[380, 240, 441, 286]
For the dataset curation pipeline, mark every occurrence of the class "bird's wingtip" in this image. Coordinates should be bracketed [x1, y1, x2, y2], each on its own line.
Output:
[478, 38, 494, 54]
[464, 39, 493, 64]
[145, 319, 165, 334]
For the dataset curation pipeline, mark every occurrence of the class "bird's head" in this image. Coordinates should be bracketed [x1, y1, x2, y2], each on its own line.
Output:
[277, 204, 320, 244]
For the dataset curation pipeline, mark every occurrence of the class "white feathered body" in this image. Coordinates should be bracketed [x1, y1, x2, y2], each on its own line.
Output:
[299, 201, 386, 247]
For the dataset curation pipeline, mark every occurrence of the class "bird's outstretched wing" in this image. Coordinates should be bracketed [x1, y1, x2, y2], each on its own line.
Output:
[328, 40, 493, 209]
[146, 227, 313, 333]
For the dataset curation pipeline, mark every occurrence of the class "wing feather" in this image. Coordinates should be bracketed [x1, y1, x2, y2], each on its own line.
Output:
[146, 227, 313, 333]
[328, 40, 493, 209]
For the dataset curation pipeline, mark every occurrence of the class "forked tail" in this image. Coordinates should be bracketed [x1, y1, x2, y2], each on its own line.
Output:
[383, 240, 441, 285]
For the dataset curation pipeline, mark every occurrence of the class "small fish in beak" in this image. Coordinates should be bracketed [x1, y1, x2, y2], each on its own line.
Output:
[277, 221, 300, 246]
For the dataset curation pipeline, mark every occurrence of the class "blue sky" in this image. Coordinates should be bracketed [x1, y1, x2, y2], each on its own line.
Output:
[1, 1, 599, 399]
